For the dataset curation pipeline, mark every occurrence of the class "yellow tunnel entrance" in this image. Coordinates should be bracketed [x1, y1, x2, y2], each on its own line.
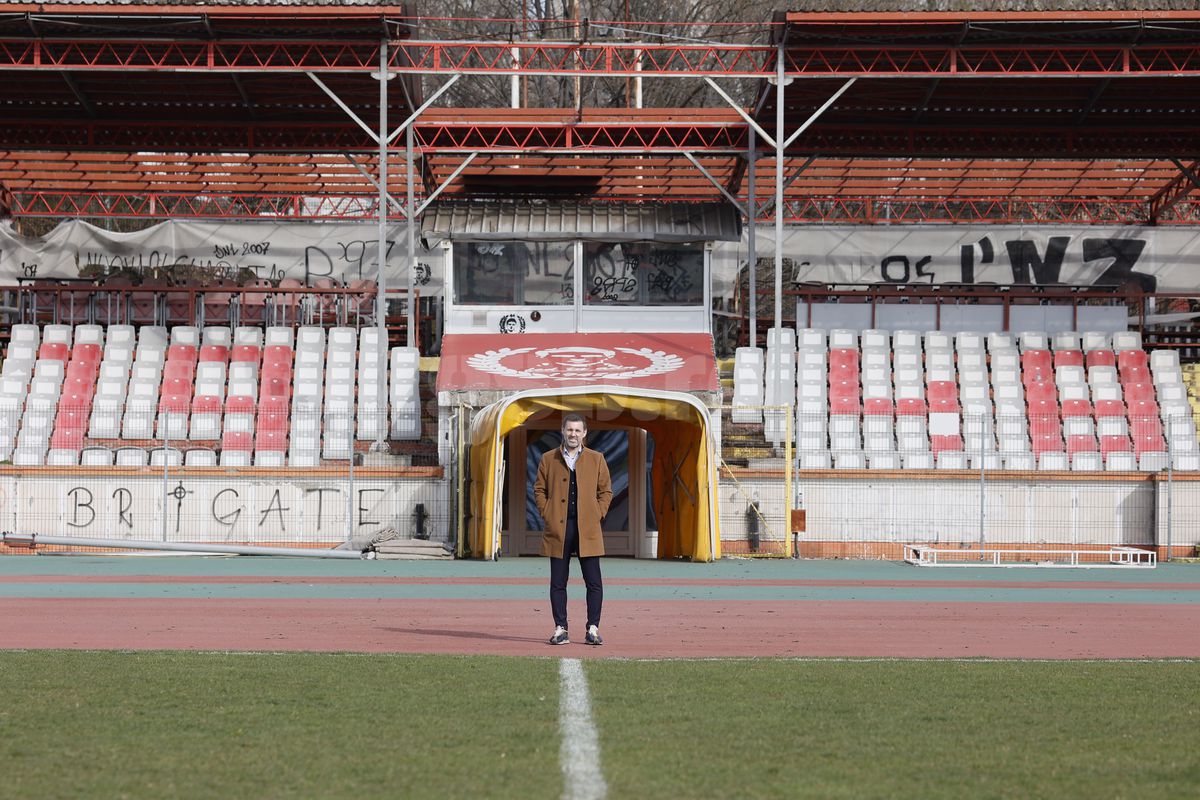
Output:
[466, 386, 720, 561]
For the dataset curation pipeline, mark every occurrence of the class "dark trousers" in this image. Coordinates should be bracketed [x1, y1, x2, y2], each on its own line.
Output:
[549, 517, 603, 630]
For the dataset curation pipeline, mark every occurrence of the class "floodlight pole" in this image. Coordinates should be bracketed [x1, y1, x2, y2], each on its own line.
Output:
[774, 43, 784, 332]
[375, 39, 389, 453]
[747, 127, 758, 348]
[407, 123, 416, 350]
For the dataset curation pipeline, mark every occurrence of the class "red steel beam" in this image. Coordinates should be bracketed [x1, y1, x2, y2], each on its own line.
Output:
[9, 192, 387, 220]
[1148, 162, 1200, 224]
[0, 119, 750, 153]
[12, 190, 1200, 224]
[791, 125, 1200, 159]
[775, 197, 1200, 225]
[0, 37, 1198, 77]
[5, 119, 1191, 158]
[780, 45, 1200, 77]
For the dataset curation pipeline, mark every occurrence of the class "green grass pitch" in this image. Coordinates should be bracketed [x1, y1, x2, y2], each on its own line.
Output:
[2, 651, 1198, 799]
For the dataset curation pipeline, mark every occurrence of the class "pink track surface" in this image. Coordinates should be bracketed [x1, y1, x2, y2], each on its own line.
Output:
[4, 598, 1199, 659]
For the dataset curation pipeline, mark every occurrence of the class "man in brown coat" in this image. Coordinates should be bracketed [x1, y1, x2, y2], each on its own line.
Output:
[534, 412, 613, 645]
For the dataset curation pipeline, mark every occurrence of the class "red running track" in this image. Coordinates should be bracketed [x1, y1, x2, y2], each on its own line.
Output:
[3, 598, 1199, 659]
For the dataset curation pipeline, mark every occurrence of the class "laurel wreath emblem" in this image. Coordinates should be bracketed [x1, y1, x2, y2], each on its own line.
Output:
[466, 346, 685, 381]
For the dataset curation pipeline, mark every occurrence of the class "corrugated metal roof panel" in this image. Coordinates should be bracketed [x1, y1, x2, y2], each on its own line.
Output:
[23, 0, 1196, 8]
[423, 201, 741, 243]
[13, 1, 404, 5]
[785, 1, 1195, 10]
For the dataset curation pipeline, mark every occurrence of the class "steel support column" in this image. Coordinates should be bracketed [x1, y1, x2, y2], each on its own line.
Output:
[374, 39, 389, 452]
[406, 122, 416, 350]
[747, 127, 758, 348]
[774, 45, 784, 331]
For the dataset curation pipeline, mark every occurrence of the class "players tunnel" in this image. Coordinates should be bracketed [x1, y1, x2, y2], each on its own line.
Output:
[465, 386, 720, 561]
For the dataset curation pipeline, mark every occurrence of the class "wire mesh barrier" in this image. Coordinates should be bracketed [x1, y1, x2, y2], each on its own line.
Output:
[717, 405, 1200, 562]
[0, 405, 449, 557]
[717, 405, 793, 556]
[3, 399, 1200, 562]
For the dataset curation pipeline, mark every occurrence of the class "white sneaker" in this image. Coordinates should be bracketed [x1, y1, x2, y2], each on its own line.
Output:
[549, 625, 570, 645]
[585, 625, 603, 646]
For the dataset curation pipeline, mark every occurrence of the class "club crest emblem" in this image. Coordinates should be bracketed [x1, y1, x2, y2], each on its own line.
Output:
[467, 345, 684, 382]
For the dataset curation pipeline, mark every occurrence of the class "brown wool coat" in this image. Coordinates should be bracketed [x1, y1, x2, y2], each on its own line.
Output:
[534, 446, 613, 559]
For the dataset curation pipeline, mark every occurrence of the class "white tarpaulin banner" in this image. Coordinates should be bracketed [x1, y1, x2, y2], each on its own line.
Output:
[0, 219, 443, 293]
[718, 225, 1200, 295]
[6, 220, 1200, 299]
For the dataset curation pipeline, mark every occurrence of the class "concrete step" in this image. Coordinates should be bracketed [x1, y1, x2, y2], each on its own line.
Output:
[371, 537, 453, 560]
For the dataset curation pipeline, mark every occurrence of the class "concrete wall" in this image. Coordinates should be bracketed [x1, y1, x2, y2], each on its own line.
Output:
[718, 472, 1200, 553]
[4, 469, 1199, 557]
[0, 470, 450, 550]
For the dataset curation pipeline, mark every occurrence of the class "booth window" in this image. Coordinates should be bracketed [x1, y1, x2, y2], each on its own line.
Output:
[583, 242, 704, 306]
[453, 240, 573, 305]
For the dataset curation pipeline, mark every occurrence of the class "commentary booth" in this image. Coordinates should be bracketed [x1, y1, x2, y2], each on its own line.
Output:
[428, 201, 737, 560]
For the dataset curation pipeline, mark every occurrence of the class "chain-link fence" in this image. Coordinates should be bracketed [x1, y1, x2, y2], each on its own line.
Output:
[0, 405, 449, 556]
[717, 405, 1200, 561]
[6, 401, 1200, 562]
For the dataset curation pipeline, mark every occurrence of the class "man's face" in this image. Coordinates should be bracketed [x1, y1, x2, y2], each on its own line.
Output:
[562, 420, 587, 451]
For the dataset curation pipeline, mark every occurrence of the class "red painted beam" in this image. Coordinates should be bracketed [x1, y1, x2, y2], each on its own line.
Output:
[0, 36, 1197, 77]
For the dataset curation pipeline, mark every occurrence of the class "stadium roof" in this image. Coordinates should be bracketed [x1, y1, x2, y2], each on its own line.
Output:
[0, 5, 1197, 224]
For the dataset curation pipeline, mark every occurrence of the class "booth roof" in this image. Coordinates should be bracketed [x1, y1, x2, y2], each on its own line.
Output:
[422, 201, 741, 243]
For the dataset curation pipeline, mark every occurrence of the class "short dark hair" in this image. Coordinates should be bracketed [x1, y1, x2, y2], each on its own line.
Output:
[562, 412, 587, 430]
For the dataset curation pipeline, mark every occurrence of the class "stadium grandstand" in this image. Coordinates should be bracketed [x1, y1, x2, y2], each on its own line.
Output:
[1, 1, 1200, 564]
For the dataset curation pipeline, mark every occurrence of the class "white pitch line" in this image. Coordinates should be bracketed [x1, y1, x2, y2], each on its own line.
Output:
[559, 658, 607, 800]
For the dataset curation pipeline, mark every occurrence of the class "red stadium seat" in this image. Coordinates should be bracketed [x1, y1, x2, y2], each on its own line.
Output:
[232, 345, 262, 364]
[263, 344, 292, 360]
[1122, 381, 1154, 403]
[70, 343, 102, 364]
[1085, 350, 1116, 369]
[37, 342, 69, 361]
[65, 359, 99, 382]
[1066, 434, 1097, 454]
[1093, 399, 1126, 418]
[163, 361, 196, 383]
[1129, 416, 1163, 438]
[54, 407, 88, 433]
[225, 395, 257, 414]
[192, 394, 222, 414]
[930, 435, 963, 454]
[863, 397, 893, 416]
[1053, 350, 1084, 368]
[895, 397, 927, 416]
[254, 429, 288, 452]
[1031, 432, 1064, 454]
[827, 362, 858, 384]
[49, 427, 85, 450]
[160, 375, 192, 397]
[1099, 435, 1132, 454]
[829, 348, 860, 370]
[1026, 398, 1059, 421]
[1120, 365, 1151, 384]
[1133, 433, 1166, 454]
[198, 344, 229, 363]
[257, 410, 288, 432]
[1059, 399, 1092, 418]
[829, 395, 861, 415]
[1117, 350, 1149, 371]
[158, 393, 190, 413]
[829, 378, 860, 397]
[1024, 381, 1055, 403]
[221, 431, 253, 452]
[1029, 412, 1062, 437]
[166, 344, 198, 363]
[1021, 349, 1052, 377]
[1126, 398, 1159, 419]
[927, 382, 959, 412]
